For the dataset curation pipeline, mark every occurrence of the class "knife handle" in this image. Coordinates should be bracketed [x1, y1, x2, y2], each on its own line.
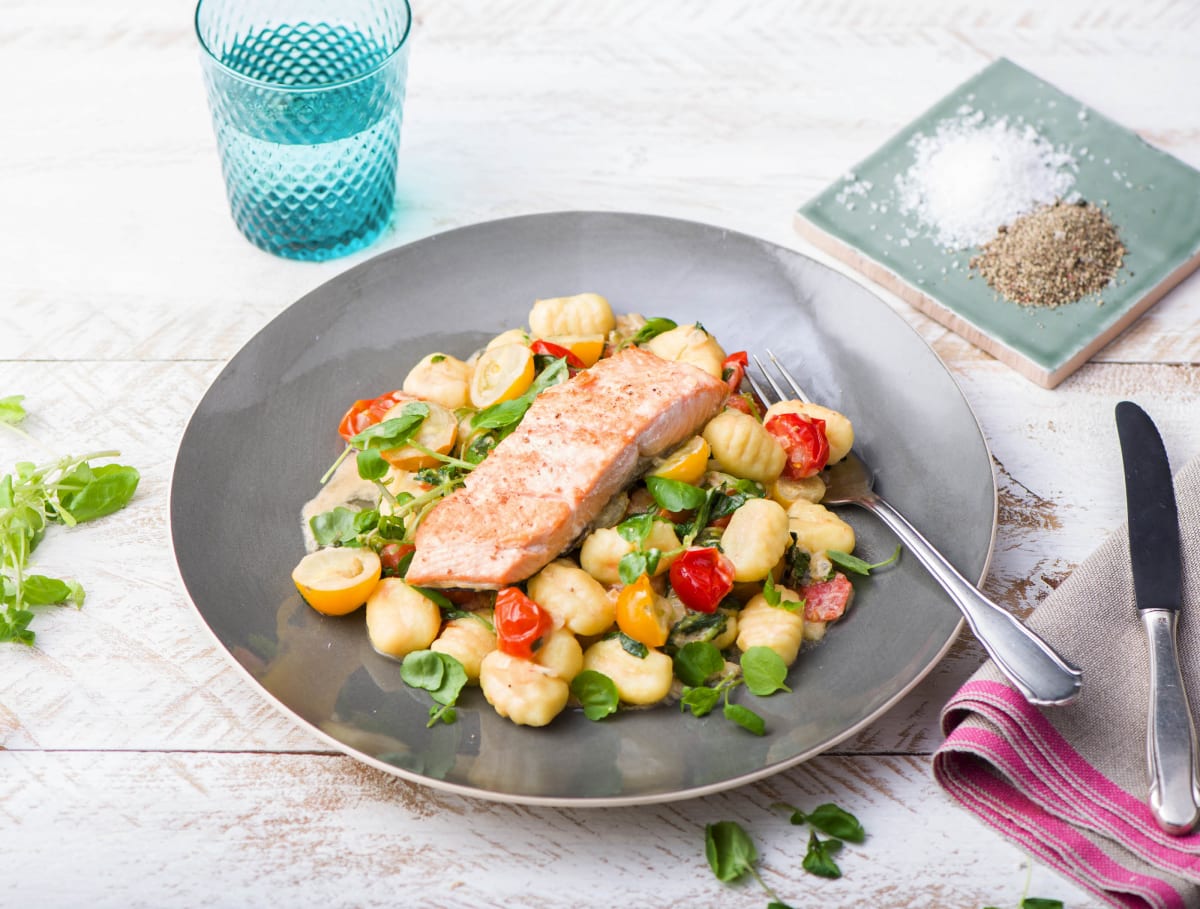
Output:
[867, 497, 1083, 706]
[1141, 608, 1200, 835]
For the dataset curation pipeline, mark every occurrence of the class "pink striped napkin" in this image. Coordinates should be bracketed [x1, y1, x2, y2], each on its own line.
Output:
[934, 452, 1200, 908]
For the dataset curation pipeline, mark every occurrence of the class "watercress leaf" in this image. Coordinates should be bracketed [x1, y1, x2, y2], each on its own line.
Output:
[400, 650, 445, 692]
[1021, 900, 1065, 909]
[645, 476, 706, 512]
[310, 507, 358, 546]
[828, 545, 902, 576]
[616, 512, 655, 546]
[704, 820, 757, 883]
[762, 573, 780, 606]
[632, 317, 677, 345]
[350, 403, 430, 450]
[673, 641, 724, 687]
[805, 803, 865, 843]
[58, 464, 140, 523]
[801, 831, 843, 879]
[617, 632, 648, 659]
[618, 551, 650, 586]
[724, 701, 766, 736]
[570, 669, 620, 721]
[0, 608, 35, 645]
[680, 685, 721, 717]
[428, 652, 468, 706]
[20, 574, 74, 606]
[414, 587, 454, 611]
[356, 447, 389, 480]
[0, 395, 26, 425]
[353, 509, 380, 534]
[741, 646, 791, 696]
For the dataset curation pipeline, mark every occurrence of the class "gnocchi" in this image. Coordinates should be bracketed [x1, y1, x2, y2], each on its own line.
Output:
[298, 300, 870, 731]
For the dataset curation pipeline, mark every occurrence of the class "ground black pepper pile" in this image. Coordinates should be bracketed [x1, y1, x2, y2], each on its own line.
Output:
[969, 199, 1126, 307]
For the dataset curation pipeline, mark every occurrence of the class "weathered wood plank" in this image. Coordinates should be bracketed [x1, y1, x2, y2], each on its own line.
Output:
[0, 750, 1099, 908]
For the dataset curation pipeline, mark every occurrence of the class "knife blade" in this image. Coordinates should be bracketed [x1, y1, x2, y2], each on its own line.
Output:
[1115, 400, 1200, 835]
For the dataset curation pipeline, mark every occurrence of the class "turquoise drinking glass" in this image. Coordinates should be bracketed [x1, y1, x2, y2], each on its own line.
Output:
[195, 0, 411, 261]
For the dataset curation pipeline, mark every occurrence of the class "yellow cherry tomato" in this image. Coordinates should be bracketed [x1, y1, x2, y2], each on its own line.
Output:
[292, 548, 382, 616]
[470, 343, 535, 409]
[615, 573, 670, 648]
[545, 333, 605, 368]
[649, 435, 711, 486]
[379, 399, 459, 470]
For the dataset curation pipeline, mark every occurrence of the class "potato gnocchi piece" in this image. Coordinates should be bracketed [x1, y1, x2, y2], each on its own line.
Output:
[581, 636, 673, 706]
[402, 352, 473, 410]
[578, 522, 681, 586]
[533, 627, 584, 681]
[431, 610, 496, 682]
[643, 324, 726, 378]
[529, 293, 616, 338]
[486, 328, 532, 350]
[770, 474, 826, 509]
[365, 579, 442, 659]
[527, 559, 616, 636]
[787, 499, 855, 556]
[702, 410, 786, 484]
[736, 589, 806, 666]
[720, 498, 790, 582]
[479, 650, 570, 727]
[764, 400, 855, 465]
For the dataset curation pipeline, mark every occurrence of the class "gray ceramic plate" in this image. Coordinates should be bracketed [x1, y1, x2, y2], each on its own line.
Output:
[171, 211, 996, 806]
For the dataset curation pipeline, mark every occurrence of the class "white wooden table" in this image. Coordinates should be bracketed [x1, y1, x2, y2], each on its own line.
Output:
[3, 1, 1199, 905]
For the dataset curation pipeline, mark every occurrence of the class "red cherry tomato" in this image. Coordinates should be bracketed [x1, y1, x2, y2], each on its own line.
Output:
[379, 542, 415, 576]
[764, 412, 830, 479]
[494, 587, 554, 659]
[337, 390, 412, 442]
[530, 340, 586, 369]
[669, 547, 736, 614]
[721, 351, 748, 394]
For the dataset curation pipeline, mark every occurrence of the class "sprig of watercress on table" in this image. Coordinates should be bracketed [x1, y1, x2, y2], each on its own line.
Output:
[0, 395, 139, 644]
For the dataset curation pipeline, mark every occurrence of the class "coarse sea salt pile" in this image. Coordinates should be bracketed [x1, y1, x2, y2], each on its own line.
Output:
[895, 110, 1077, 250]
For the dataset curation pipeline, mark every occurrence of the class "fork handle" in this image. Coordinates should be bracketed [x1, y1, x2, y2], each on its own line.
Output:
[866, 495, 1083, 706]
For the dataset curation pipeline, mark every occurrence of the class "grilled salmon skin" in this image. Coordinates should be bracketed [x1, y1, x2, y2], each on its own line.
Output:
[405, 346, 729, 588]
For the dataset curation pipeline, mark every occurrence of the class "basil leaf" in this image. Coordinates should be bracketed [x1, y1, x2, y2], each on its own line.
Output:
[356, 448, 389, 480]
[570, 670, 620, 721]
[801, 831, 843, 879]
[673, 641, 724, 687]
[632, 317, 677, 345]
[741, 646, 791, 696]
[58, 464, 140, 523]
[400, 650, 445, 691]
[804, 803, 865, 843]
[704, 820, 757, 883]
[828, 545, 901, 576]
[723, 701, 766, 735]
[350, 403, 430, 450]
[680, 685, 721, 717]
[645, 476, 706, 513]
[310, 507, 359, 547]
[0, 394, 26, 425]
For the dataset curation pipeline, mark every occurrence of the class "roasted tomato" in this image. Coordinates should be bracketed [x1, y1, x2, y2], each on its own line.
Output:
[764, 412, 830, 479]
[530, 339, 586, 369]
[721, 351, 748, 394]
[337, 390, 411, 442]
[495, 587, 554, 659]
[669, 547, 735, 613]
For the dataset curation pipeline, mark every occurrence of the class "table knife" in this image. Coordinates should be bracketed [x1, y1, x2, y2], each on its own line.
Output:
[1115, 400, 1200, 835]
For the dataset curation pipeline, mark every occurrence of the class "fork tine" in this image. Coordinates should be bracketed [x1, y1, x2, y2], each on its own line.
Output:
[750, 354, 788, 403]
[745, 358, 775, 404]
[763, 349, 812, 404]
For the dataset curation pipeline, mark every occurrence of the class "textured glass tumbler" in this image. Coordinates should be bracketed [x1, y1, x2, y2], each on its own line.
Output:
[195, 0, 411, 261]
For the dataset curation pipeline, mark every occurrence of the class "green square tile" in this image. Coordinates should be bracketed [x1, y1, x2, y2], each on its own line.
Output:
[796, 58, 1200, 387]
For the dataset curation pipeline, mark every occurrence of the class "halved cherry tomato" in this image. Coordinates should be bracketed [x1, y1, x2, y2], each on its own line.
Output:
[337, 390, 411, 442]
[470, 344, 536, 409]
[495, 587, 554, 659]
[721, 351, 748, 394]
[615, 574, 670, 648]
[530, 339, 586, 369]
[649, 435, 710, 485]
[764, 412, 830, 479]
[292, 548, 382, 616]
[669, 547, 735, 614]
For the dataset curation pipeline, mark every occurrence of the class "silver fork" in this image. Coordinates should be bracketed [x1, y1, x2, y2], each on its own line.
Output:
[749, 350, 1083, 707]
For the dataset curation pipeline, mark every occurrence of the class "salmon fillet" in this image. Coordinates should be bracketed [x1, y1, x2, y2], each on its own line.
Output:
[405, 346, 729, 588]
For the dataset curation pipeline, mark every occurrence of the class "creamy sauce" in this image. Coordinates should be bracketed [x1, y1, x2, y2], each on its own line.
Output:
[300, 457, 380, 552]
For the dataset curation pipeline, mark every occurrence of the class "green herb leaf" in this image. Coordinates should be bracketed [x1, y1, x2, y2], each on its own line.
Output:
[673, 641, 724, 687]
[767, 903, 796, 909]
[0, 395, 26, 426]
[414, 587, 455, 611]
[427, 653, 468, 706]
[803, 803, 865, 843]
[21, 575, 84, 608]
[724, 701, 766, 735]
[350, 403, 430, 450]
[1021, 900, 1065, 909]
[704, 820, 758, 883]
[645, 475, 706, 512]
[761, 574, 803, 612]
[356, 447, 389, 480]
[616, 512, 655, 546]
[58, 464, 140, 523]
[617, 632, 648, 659]
[631, 317, 677, 345]
[0, 608, 35, 644]
[400, 650, 445, 691]
[618, 548, 660, 586]
[741, 646, 791, 696]
[801, 831, 843, 879]
[570, 669, 620, 721]
[310, 507, 360, 546]
[827, 545, 901, 576]
[471, 358, 568, 432]
[680, 685, 721, 717]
